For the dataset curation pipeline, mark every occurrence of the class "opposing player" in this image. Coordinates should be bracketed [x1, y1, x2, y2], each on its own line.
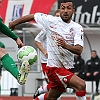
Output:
[0, 0, 30, 85]
[34, 9, 61, 99]
[0, 41, 5, 94]
[9, 0, 87, 100]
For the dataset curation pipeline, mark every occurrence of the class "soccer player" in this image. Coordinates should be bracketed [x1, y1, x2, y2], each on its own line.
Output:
[9, 0, 87, 100]
[0, 0, 30, 85]
[33, 9, 61, 100]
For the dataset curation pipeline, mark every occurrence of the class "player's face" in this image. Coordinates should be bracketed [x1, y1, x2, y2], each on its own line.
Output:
[60, 2, 75, 23]
[0, 0, 2, 7]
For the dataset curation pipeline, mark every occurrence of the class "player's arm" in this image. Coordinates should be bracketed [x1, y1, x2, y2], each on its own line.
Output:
[57, 39, 83, 55]
[57, 26, 84, 55]
[66, 44, 83, 55]
[0, 18, 24, 48]
[34, 40, 47, 57]
[9, 14, 35, 31]
[0, 42, 5, 48]
[34, 29, 47, 57]
[0, 18, 18, 40]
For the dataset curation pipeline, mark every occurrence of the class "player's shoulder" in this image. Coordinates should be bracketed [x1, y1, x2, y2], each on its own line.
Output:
[48, 15, 60, 23]
[71, 21, 83, 28]
[35, 13, 58, 23]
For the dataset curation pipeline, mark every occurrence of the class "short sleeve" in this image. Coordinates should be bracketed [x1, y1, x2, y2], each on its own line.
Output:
[35, 29, 46, 42]
[34, 13, 54, 29]
[74, 26, 84, 47]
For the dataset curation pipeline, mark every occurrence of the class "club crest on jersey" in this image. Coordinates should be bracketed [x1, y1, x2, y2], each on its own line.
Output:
[12, 5, 24, 21]
[70, 28, 74, 34]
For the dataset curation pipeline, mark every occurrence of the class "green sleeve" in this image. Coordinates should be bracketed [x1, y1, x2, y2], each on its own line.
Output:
[0, 42, 5, 48]
[0, 18, 18, 41]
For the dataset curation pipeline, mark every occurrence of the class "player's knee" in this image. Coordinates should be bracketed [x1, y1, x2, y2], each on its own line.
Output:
[77, 80, 86, 91]
[0, 48, 7, 58]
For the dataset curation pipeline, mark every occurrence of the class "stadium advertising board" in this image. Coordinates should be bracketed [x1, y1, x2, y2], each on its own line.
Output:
[0, 0, 56, 25]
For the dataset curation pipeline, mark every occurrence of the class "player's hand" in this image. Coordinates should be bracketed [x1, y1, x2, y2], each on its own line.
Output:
[9, 22, 15, 31]
[56, 38, 66, 48]
[16, 37, 24, 48]
[43, 50, 48, 58]
[44, 51, 48, 58]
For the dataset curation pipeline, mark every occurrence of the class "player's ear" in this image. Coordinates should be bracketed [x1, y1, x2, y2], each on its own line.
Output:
[73, 8, 75, 14]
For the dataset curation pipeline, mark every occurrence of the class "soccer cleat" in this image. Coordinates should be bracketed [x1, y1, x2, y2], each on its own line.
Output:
[33, 85, 41, 99]
[17, 60, 30, 85]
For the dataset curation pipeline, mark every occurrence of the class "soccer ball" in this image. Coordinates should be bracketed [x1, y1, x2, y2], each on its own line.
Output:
[17, 46, 37, 65]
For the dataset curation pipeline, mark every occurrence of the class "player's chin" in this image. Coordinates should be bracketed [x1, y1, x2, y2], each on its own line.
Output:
[62, 17, 69, 22]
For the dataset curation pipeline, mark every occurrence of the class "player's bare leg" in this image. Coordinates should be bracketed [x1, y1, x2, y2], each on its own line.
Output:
[0, 48, 30, 85]
[68, 75, 86, 100]
[45, 75, 86, 100]
[47, 89, 62, 100]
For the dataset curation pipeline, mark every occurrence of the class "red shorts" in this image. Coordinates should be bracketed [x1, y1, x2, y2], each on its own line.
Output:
[45, 66, 74, 92]
[41, 63, 47, 75]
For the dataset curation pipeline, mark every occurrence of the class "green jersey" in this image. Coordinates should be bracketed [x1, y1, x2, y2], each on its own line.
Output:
[0, 17, 18, 41]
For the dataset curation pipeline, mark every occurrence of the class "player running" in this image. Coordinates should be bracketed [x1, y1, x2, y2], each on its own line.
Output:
[33, 9, 61, 100]
[9, 0, 87, 100]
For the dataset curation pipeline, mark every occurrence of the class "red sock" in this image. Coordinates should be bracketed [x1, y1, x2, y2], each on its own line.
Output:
[76, 91, 86, 96]
[34, 97, 39, 100]
[47, 84, 51, 91]
[44, 92, 48, 100]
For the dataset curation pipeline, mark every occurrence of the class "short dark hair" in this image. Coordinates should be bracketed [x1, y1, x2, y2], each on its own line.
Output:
[91, 50, 97, 53]
[60, 0, 73, 3]
[59, 0, 75, 9]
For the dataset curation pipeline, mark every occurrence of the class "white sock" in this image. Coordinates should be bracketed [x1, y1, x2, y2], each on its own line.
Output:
[38, 84, 48, 94]
[38, 93, 45, 100]
[76, 96, 87, 100]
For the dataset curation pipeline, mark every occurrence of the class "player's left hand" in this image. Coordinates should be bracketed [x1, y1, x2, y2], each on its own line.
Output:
[16, 37, 24, 48]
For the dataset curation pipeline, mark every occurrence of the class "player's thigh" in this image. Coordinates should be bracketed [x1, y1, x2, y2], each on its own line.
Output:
[68, 75, 86, 91]
[47, 88, 62, 100]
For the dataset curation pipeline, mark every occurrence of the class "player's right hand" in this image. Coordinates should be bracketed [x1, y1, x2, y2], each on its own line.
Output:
[9, 22, 15, 31]
[16, 37, 24, 48]
[43, 50, 48, 58]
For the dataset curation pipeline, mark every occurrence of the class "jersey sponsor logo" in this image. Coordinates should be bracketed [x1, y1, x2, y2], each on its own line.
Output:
[12, 5, 24, 21]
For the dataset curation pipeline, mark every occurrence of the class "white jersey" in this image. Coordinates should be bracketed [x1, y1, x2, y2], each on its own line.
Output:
[35, 29, 47, 63]
[34, 13, 84, 69]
